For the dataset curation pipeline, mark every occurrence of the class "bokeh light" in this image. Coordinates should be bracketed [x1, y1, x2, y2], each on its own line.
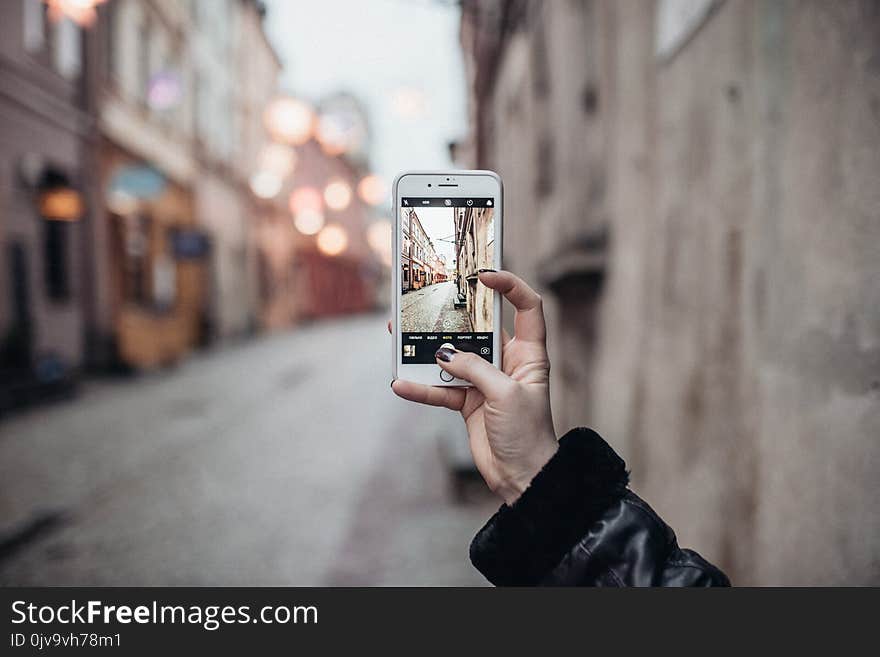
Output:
[315, 114, 349, 156]
[293, 209, 325, 236]
[264, 97, 315, 145]
[289, 187, 323, 214]
[249, 171, 283, 199]
[391, 87, 427, 119]
[357, 174, 386, 206]
[316, 224, 348, 256]
[324, 180, 352, 211]
[258, 143, 297, 177]
[314, 96, 368, 157]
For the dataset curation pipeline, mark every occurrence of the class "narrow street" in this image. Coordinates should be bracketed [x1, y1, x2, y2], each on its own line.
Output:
[0, 315, 495, 586]
[402, 281, 472, 332]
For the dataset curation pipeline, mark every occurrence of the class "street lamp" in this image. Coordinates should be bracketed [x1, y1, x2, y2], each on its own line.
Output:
[44, 0, 107, 26]
[39, 187, 83, 221]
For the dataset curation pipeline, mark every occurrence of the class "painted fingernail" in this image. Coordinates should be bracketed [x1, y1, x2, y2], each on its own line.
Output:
[435, 347, 456, 362]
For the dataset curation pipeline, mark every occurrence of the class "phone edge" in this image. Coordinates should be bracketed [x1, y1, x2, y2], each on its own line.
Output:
[390, 169, 503, 386]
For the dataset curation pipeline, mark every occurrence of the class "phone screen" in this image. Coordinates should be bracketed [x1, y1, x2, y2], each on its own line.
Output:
[399, 197, 496, 364]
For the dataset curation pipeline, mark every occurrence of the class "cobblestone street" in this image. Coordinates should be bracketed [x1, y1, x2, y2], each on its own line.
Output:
[401, 281, 472, 332]
[0, 315, 496, 585]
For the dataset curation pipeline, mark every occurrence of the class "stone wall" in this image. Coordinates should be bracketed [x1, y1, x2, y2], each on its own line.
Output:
[462, 0, 880, 584]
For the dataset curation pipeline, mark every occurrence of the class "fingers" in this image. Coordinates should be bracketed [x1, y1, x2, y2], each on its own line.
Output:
[435, 347, 511, 400]
[391, 379, 466, 411]
[387, 319, 392, 334]
[477, 270, 546, 343]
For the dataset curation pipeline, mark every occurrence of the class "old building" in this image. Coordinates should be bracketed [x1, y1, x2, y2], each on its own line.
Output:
[432, 253, 448, 284]
[401, 206, 414, 292]
[191, 0, 255, 341]
[460, 0, 880, 584]
[85, 0, 208, 369]
[453, 206, 494, 332]
[0, 0, 91, 410]
[235, 1, 291, 332]
[402, 207, 438, 292]
[79, 0, 280, 369]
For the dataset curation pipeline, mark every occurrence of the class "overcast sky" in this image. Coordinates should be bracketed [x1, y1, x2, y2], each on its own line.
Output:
[263, 0, 468, 206]
[412, 207, 457, 264]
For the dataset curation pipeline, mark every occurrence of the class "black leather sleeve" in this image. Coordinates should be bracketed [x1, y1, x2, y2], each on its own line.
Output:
[469, 428, 730, 587]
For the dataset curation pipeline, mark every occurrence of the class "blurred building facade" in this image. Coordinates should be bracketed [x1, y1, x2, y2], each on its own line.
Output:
[236, 2, 288, 331]
[89, 0, 207, 369]
[0, 1, 90, 409]
[86, 0, 280, 370]
[2, 0, 384, 387]
[460, 0, 880, 584]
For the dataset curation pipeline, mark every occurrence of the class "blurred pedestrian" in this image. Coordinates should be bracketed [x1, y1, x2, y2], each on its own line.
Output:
[392, 270, 729, 586]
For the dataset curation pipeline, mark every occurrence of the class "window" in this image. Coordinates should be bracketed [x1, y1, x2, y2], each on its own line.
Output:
[655, 0, 722, 61]
[52, 17, 82, 79]
[138, 18, 151, 103]
[23, 0, 45, 53]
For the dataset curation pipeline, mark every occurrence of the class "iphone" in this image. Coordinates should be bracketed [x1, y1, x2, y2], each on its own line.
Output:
[392, 170, 502, 386]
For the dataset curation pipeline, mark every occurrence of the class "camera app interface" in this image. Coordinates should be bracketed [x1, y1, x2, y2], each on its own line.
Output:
[400, 197, 495, 364]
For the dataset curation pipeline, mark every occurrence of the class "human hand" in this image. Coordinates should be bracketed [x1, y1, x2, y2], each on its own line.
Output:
[391, 271, 558, 504]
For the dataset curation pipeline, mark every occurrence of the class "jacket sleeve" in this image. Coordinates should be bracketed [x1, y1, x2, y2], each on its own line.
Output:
[469, 428, 730, 587]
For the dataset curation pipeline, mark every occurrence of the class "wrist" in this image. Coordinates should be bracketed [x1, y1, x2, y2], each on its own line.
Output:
[496, 435, 559, 505]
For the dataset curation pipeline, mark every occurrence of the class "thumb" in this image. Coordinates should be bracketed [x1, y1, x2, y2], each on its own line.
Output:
[435, 347, 510, 400]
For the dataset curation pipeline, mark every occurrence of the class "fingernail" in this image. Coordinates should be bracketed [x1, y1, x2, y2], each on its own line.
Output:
[435, 347, 456, 362]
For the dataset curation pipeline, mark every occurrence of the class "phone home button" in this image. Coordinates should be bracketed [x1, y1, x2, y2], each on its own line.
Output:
[439, 370, 455, 383]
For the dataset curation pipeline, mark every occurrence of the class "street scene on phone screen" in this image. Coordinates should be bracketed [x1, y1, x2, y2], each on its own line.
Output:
[400, 206, 495, 333]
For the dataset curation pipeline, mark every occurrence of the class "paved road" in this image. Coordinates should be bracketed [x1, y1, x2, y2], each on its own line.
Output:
[401, 281, 472, 332]
[0, 314, 496, 585]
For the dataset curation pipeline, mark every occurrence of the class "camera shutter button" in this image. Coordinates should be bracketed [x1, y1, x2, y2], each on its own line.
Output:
[439, 370, 454, 382]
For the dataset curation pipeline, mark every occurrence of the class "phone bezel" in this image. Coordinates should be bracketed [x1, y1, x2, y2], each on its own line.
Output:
[391, 170, 503, 387]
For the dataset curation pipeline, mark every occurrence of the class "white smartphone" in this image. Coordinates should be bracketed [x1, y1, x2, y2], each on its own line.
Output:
[392, 170, 503, 386]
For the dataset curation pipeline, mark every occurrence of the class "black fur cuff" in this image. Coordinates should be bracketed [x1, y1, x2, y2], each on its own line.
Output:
[469, 428, 629, 586]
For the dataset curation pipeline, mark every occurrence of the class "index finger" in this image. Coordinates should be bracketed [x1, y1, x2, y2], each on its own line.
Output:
[477, 270, 546, 343]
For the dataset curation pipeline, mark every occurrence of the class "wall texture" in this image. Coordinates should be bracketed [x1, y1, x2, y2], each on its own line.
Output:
[462, 0, 880, 584]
